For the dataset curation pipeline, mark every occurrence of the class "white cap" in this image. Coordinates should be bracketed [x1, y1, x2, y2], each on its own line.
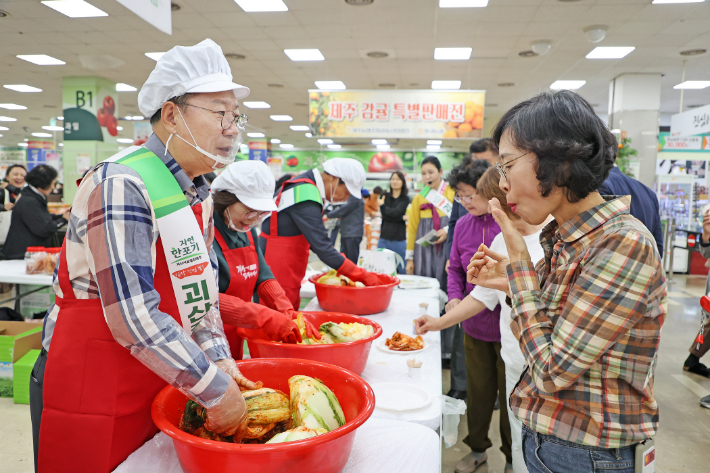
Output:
[138, 39, 250, 118]
[211, 160, 277, 211]
[322, 158, 366, 200]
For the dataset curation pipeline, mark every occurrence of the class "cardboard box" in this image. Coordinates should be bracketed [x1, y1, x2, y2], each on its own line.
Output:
[0, 321, 43, 398]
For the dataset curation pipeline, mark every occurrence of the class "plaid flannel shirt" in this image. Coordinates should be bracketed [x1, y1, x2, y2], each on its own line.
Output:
[507, 197, 666, 448]
[42, 133, 231, 405]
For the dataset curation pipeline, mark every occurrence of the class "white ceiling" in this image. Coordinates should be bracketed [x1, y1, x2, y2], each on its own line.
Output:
[1, 0, 710, 151]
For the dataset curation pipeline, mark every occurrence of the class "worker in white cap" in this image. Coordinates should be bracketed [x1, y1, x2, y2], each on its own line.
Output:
[210, 160, 322, 355]
[260, 157, 385, 308]
[30, 39, 257, 473]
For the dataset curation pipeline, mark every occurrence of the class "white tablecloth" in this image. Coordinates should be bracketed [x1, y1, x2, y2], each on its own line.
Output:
[0, 260, 54, 285]
[113, 417, 440, 473]
[303, 275, 443, 431]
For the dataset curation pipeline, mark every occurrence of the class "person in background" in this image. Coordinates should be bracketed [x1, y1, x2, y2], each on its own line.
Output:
[683, 208, 710, 378]
[378, 171, 409, 273]
[598, 159, 663, 255]
[364, 186, 383, 217]
[469, 90, 665, 473]
[406, 156, 455, 291]
[326, 193, 365, 264]
[1, 164, 27, 207]
[2, 165, 69, 259]
[274, 173, 294, 191]
[203, 171, 217, 185]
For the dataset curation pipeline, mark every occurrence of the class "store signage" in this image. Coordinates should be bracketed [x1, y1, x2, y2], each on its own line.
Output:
[116, 0, 172, 35]
[670, 103, 710, 138]
[662, 136, 703, 150]
[309, 89, 485, 139]
[688, 234, 696, 248]
[62, 77, 118, 142]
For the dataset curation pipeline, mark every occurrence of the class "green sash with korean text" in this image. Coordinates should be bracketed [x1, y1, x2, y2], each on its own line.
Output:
[105, 146, 218, 333]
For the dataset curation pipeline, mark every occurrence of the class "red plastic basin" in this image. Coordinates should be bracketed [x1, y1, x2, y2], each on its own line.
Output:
[308, 272, 400, 315]
[152, 359, 375, 473]
[237, 311, 382, 375]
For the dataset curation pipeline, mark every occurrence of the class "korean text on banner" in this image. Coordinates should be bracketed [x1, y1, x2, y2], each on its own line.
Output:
[670, 103, 710, 138]
[116, 0, 172, 35]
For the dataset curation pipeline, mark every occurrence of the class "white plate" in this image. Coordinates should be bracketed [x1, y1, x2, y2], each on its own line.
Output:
[397, 279, 432, 290]
[377, 339, 429, 355]
[372, 382, 432, 411]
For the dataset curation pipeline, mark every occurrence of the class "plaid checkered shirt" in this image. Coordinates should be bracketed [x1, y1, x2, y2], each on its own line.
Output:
[507, 197, 666, 448]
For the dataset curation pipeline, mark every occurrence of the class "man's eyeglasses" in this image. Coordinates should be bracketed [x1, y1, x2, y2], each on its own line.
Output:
[183, 103, 248, 131]
[495, 152, 531, 181]
[454, 194, 475, 204]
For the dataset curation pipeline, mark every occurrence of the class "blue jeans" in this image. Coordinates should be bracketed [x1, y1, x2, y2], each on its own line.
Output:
[522, 425, 636, 473]
[377, 238, 406, 274]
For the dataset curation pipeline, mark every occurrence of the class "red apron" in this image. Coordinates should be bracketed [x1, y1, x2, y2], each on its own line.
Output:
[39, 205, 205, 473]
[261, 177, 319, 309]
[213, 227, 259, 360]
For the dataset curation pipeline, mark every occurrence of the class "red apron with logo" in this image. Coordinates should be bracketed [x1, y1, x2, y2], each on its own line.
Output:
[261, 177, 318, 309]
[213, 227, 259, 360]
[38, 205, 205, 473]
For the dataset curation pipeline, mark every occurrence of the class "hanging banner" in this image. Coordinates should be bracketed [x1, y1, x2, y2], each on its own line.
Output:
[670, 103, 710, 138]
[62, 76, 118, 142]
[309, 89, 485, 140]
[116, 0, 172, 35]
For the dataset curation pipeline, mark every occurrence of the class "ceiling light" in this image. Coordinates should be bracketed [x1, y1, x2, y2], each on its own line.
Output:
[372, 139, 388, 145]
[284, 49, 324, 61]
[271, 139, 281, 143]
[0, 116, 17, 122]
[224, 53, 246, 60]
[427, 140, 442, 145]
[674, 81, 710, 89]
[431, 80, 462, 90]
[0, 135, 2, 138]
[280, 144, 295, 149]
[652, 0, 705, 3]
[0, 103, 26, 110]
[531, 41, 551, 56]
[327, 144, 342, 149]
[0, 126, 8, 131]
[377, 144, 391, 150]
[243, 101, 271, 109]
[32, 132, 52, 138]
[117, 138, 134, 143]
[680, 49, 707, 56]
[315, 81, 346, 90]
[290, 125, 310, 131]
[116, 83, 137, 92]
[42, 126, 64, 131]
[116, 126, 123, 131]
[550, 80, 586, 90]
[427, 145, 441, 151]
[318, 139, 333, 145]
[586, 47, 635, 59]
[18, 143, 28, 147]
[270, 115, 293, 121]
[247, 132, 266, 138]
[434, 48, 472, 60]
[235, 0, 288, 12]
[57, 116, 64, 120]
[24, 139, 28, 141]
[41, 0, 108, 17]
[305, 133, 312, 138]
[4, 84, 42, 93]
[16, 54, 65, 65]
[583, 25, 607, 43]
[145, 52, 166, 61]
[59, 143, 64, 146]
[439, 0, 489, 7]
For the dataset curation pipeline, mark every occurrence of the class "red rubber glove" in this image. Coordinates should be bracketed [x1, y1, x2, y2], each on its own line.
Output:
[258, 279, 321, 340]
[219, 293, 302, 344]
[337, 257, 382, 287]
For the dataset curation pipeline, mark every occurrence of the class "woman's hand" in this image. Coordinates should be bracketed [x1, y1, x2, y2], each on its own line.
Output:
[434, 228, 447, 244]
[3, 202, 13, 211]
[406, 260, 414, 275]
[445, 298, 461, 313]
[488, 198, 530, 262]
[377, 195, 385, 206]
[467, 244, 510, 294]
[414, 315, 440, 335]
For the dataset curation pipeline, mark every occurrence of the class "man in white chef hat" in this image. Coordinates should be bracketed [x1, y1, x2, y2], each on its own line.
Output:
[31, 39, 258, 473]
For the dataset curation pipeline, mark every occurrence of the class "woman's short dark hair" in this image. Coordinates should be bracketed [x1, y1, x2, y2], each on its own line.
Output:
[447, 160, 490, 190]
[372, 186, 384, 195]
[421, 156, 442, 171]
[389, 171, 408, 197]
[4, 164, 27, 180]
[25, 165, 58, 190]
[212, 190, 239, 222]
[469, 138, 494, 155]
[492, 90, 617, 203]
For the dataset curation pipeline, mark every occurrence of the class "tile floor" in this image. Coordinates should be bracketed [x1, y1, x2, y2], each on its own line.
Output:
[1, 275, 710, 473]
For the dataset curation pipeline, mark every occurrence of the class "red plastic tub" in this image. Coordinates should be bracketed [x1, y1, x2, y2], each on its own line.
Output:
[152, 359, 375, 473]
[237, 311, 382, 375]
[308, 272, 400, 315]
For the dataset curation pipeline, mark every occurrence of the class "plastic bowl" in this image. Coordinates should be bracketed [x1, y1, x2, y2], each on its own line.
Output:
[152, 359, 375, 473]
[237, 312, 382, 375]
[308, 272, 400, 315]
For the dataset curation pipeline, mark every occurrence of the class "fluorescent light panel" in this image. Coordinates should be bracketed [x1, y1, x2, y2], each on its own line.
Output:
[271, 139, 281, 143]
[674, 81, 710, 89]
[372, 139, 388, 145]
[280, 144, 294, 149]
[327, 144, 342, 149]
[431, 80, 461, 90]
[0, 126, 8, 131]
[32, 132, 52, 137]
[652, 0, 704, 3]
[42, 126, 64, 131]
[290, 125, 310, 131]
[439, 0, 489, 7]
[586, 47, 635, 59]
[427, 145, 441, 150]
[4, 84, 42, 93]
[315, 81, 346, 90]
[434, 48, 472, 60]
[0, 116, 17, 122]
[116, 83, 137, 92]
[145, 52, 166, 61]
[377, 145, 391, 150]
[247, 132, 265, 138]
[116, 126, 123, 131]
[550, 80, 586, 90]
[18, 143, 28, 147]
[41, 0, 108, 18]
[427, 140, 442, 145]
[318, 139, 333, 144]
[235, 0, 288, 12]
[117, 138, 134, 143]
[270, 115, 293, 121]
[16, 54, 65, 65]
[0, 104, 26, 110]
[243, 101, 271, 109]
[305, 133, 313, 138]
[284, 49, 324, 61]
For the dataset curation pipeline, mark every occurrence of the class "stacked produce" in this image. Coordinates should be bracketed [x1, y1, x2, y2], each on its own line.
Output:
[316, 269, 366, 287]
[294, 313, 374, 345]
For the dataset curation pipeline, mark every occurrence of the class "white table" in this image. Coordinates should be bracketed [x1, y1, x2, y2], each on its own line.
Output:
[0, 260, 54, 312]
[303, 275, 443, 431]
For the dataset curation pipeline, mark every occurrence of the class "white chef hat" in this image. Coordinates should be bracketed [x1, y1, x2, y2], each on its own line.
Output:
[211, 160, 277, 211]
[138, 39, 250, 118]
[322, 158, 366, 200]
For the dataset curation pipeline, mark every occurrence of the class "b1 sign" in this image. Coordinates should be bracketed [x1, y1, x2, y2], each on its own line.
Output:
[670, 103, 710, 138]
[116, 0, 172, 35]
